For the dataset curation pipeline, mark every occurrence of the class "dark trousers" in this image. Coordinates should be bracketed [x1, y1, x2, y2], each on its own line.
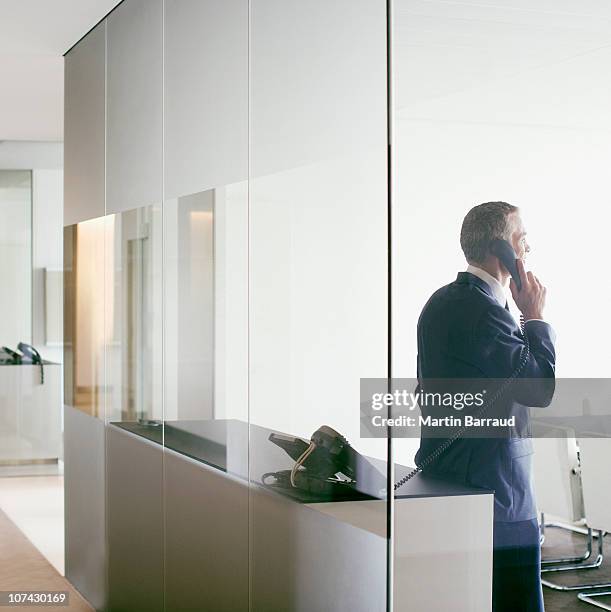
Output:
[493, 518, 544, 612]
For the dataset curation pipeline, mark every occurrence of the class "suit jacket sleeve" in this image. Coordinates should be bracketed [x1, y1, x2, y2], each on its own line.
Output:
[471, 304, 556, 407]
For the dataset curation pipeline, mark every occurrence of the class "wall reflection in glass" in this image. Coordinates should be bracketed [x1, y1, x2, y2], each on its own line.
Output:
[64, 218, 107, 418]
[106, 205, 162, 423]
[164, 183, 248, 425]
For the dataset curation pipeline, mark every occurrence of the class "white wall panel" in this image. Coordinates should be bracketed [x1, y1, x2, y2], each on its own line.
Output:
[250, 0, 385, 178]
[64, 22, 105, 226]
[106, 0, 162, 214]
[164, 0, 248, 200]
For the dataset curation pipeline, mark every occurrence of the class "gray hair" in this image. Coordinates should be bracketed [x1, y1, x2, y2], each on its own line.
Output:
[460, 201, 518, 264]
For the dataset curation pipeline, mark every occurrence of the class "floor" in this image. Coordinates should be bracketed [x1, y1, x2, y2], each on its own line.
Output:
[0, 507, 92, 611]
[0, 475, 64, 575]
[543, 525, 611, 611]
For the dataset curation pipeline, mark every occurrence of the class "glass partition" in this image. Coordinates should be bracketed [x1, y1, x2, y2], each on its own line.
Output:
[249, 1, 390, 609]
[64, 0, 611, 608]
[392, 2, 611, 610]
[64, 2, 392, 610]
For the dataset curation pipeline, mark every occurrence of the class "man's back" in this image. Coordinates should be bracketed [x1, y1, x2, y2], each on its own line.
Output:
[415, 271, 556, 522]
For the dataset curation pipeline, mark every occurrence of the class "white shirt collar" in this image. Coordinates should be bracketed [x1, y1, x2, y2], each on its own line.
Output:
[466, 264, 507, 307]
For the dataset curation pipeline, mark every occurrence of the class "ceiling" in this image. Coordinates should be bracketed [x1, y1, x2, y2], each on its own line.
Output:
[394, 0, 611, 129]
[3, 0, 611, 140]
[0, 0, 121, 141]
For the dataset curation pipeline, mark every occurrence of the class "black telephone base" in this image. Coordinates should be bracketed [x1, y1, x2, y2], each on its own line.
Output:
[261, 469, 369, 502]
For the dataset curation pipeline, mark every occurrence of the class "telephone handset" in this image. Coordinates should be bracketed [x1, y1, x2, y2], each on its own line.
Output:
[17, 343, 44, 384]
[489, 238, 522, 291]
[394, 238, 530, 491]
[1, 346, 22, 364]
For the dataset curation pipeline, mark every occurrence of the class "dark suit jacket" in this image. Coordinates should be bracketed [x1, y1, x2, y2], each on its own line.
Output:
[414, 272, 556, 522]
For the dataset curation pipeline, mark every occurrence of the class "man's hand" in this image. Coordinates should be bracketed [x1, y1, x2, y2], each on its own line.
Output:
[509, 259, 546, 321]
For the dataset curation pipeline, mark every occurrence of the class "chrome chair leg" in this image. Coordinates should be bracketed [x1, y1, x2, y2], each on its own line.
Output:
[578, 591, 611, 610]
[541, 527, 594, 568]
[539, 512, 595, 566]
[542, 530, 608, 591]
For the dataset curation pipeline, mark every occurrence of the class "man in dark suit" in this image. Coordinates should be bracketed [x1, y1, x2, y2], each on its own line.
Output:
[415, 201, 556, 611]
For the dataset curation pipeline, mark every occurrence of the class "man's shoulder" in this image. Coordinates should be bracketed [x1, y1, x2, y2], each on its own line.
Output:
[418, 278, 517, 341]
[421, 277, 498, 320]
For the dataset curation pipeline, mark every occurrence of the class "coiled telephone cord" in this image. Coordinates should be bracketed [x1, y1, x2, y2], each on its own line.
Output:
[393, 315, 530, 491]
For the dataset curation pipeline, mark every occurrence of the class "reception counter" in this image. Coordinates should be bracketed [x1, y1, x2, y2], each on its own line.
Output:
[99, 419, 493, 611]
[0, 361, 61, 465]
